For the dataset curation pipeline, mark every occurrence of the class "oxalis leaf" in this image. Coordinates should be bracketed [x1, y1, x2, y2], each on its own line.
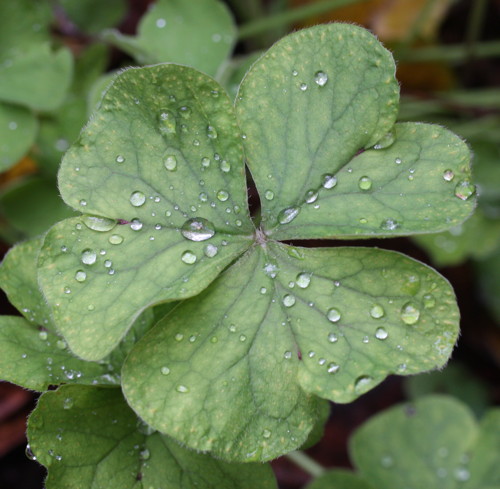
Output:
[37, 23, 473, 462]
[27, 385, 277, 489]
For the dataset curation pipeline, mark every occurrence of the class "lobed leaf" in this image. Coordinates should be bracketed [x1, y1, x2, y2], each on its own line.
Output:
[28, 385, 277, 489]
[123, 242, 459, 461]
[104, 0, 236, 77]
[38, 64, 254, 360]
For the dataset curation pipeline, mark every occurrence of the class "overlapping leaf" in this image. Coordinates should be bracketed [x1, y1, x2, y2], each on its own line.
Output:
[28, 385, 277, 489]
[38, 64, 253, 360]
[104, 0, 236, 77]
[350, 396, 500, 489]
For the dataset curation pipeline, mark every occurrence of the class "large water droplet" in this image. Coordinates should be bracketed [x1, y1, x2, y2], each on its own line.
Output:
[83, 215, 116, 232]
[454, 180, 475, 200]
[370, 304, 385, 319]
[283, 294, 296, 307]
[130, 191, 146, 207]
[181, 218, 215, 241]
[130, 219, 143, 231]
[296, 272, 311, 288]
[400, 302, 420, 325]
[217, 190, 229, 202]
[354, 375, 374, 393]
[375, 327, 388, 340]
[158, 110, 176, 135]
[322, 174, 337, 189]
[327, 308, 341, 323]
[314, 71, 328, 87]
[358, 176, 372, 190]
[181, 251, 197, 264]
[278, 207, 300, 225]
[163, 154, 177, 171]
[81, 249, 97, 265]
[75, 270, 87, 282]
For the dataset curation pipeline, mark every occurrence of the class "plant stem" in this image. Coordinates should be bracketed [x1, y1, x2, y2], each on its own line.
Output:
[238, 0, 369, 40]
[286, 450, 326, 478]
[465, 0, 488, 57]
[395, 41, 500, 63]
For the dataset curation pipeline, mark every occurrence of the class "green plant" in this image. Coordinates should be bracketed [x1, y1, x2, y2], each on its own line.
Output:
[0, 18, 477, 489]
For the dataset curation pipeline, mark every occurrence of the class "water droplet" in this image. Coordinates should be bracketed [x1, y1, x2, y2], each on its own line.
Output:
[115, 155, 125, 163]
[207, 125, 218, 139]
[314, 71, 328, 86]
[158, 110, 176, 135]
[181, 251, 197, 264]
[25, 444, 37, 461]
[139, 448, 150, 460]
[220, 160, 231, 172]
[375, 327, 388, 340]
[63, 397, 74, 409]
[373, 131, 395, 150]
[454, 468, 470, 482]
[200, 157, 211, 168]
[370, 304, 385, 319]
[394, 157, 402, 164]
[128, 219, 143, 232]
[380, 455, 394, 468]
[401, 302, 420, 325]
[163, 154, 177, 171]
[354, 375, 374, 393]
[327, 363, 339, 373]
[358, 176, 372, 190]
[443, 169, 454, 181]
[83, 215, 116, 232]
[204, 244, 218, 257]
[283, 294, 296, 307]
[79, 199, 87, 207]
[181, 218, 215, 241]
[278, 207, 300, 225]
[108, 234, 124, 245]
[75, 270, 87, 282]
[239, 334, 247, 342]
[156, 17, 166, 28]
[308, 351, 316, 358]
[292, 69, 298, 76]
[299, 83, 308, 91]
[104, 260, 112, 268]
[81, 249, 97, 265]
[210, 336, 218, 343]
[327, 308, 341, 323]
[264, 190, 275, 201]
[175, 333, 184, 341]
[179, 105, 191, 118]
[217, 190, 229, 202]
[160, 366, 170, 375]
[423, 293, 436, 309]
[322, 174, 337, 189]
[454, 180, 475, 200]
[39, 331, 48, 340]
[328, 332, 338, 343]
[284, 351, 292, 359]
[176, 385, 189, 393]
[130, 191, 146, 207]
[296, 272, 311, 288]
[305, 189, 318, 203]
[380, 218, 400, 231]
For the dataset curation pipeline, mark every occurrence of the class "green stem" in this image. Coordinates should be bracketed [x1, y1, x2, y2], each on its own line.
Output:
[238, 0, 369, 40]
[465, 0, 488, 57]
[395, 41, 500, 63]
[286, 451, 326, 478]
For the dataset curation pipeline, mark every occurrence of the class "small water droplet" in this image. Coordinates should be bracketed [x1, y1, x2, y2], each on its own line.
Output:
[158, 110, 176, 135]
[454, 180, 475, 200]
[264, 190, 274, 200]
[299, 83, 308, 91]
[39, 331, 48, 340]
[217, 190, 229, 202]
[108, 234, 124, 245]
[56, 340, 66, 349]
[354, 375, 373, 393]
[139, 448, 150, 460]
[358, 176, 372, 190]
[210, 336, 218, 343]
[370, 304, 385, 319]
[423, 293, 436, 309]
[327, 308, 341, 323]
[375, 327, 388, 340]
[443, 169, 454, 181]
[283, 294, 296, 307]
[296, 272, 311, 288]
[305, 189, 318, 203]
[284, 351, 292, 359]
[63, 397, 74, 409]
[220, 160, 231, 172]
[322, 174, 337, 189]
[25, 444, 37, 461]
[81, 249, 97, 265]
[207, 125, 218, 139]
[130, 219, 143, 231]
[176, 385, 189, 393]
[308, 351, 316, 358]
[278, 207, 300, 225]
[79, 199, 87, 207]
[327, 363, 339, 373]
[130, 191, 146, 207]
[328, 332, 338, 343]
[181, 251, 197, 264]
[204, 244, 218, 257]
[75, 270, 87, 282]
[380, 218, 400, 231]
[116, 155, 125, 163]
[454, 467, 470, 482]
[314, 71, 328, 86]
[175, 333, 184, 342]
[394, 157, 402, 164]
[163, 154, 177, 171]
[201, 157, 211, 168]
[400, 302, 420, 325]
[239, 334, 247, 342]
[160, 366, 170, 375]
[181, 217, 215, 241]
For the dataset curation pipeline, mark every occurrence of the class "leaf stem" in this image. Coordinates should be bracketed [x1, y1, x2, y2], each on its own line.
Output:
[285, 450, 326, 478]
[237, 0, 369, 40]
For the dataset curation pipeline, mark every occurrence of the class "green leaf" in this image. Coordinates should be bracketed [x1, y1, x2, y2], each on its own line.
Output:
[301, 398, 330, 450]
[413, 208, 500, 266]
[0, 177, 76, 238]
[104, 0, 236, 77]
[351, 396, 500, 489]
[236, 25, 474, 239]
[0, 103, 37, 171]
[58, 0, 126, 34]
[0, 43, 73, 111]
[38, 64, 254, 361]
[306, 469, 374, 489]
[0, 236, 54, 329]
[28, 385, 278, 489]
[123, 243, 458, 461]
[0, 316, 111, 391]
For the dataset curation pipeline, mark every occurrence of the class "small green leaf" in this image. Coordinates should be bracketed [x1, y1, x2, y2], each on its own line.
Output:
[351, 396, 500, 489]
[0, 316, 111, 391]
[0, 103, 37, 171]
[306, 469, 374, 489]
[123, 242, 458, 461]
[28, 385, 278, 489]
[0, 43, 73, 111]
[38, 64, 254, 360]
[104, 0, 236, 77]
[0, 177, 76, 238]
[0, 236, 54, 329]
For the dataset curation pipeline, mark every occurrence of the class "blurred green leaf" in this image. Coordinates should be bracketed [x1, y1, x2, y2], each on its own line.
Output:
[306, 469, 374, 489]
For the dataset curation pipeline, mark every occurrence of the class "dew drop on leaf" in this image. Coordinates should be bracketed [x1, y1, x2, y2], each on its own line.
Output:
[305, 189, 318, 203]
[175, 333, 184, 341]
[327, 308, 341, 323]
[322, 174, 337, 189]
[207, 125, 218, 139]
[83, 215, 116, 232]
[201, 156, 210, 167]
[160, 366, 170, 375]
[163, 154, 177, 171]
[370, 304, 385, 319]
[394, 157, 402, 164]
[375, 327, 388, 340]
[130, 191, 146, 207]
[217, 190, 229, 202]
[39, 331, 48, 340]
[25, 444, 37, 461]
[423, 293, 436, 308]
[283, 294, 296, 307]
[380, 218, 400, 231]
[81, 249, 97, 265]
[204, 244, 218, 257]
[328, 332, 338, 343]
[443, 169, 454, 181]
[278, 207, 300, 224]
[108, 234, 124, 245]
[75, 270, 87, 282]
[284, 351, 292, 359]
[296, 272, 311, 288]
[262, 429, 272, 439]
[454, 180, 475, 200]
[130, 219, 143, 231]
[176, 385, 189, 393]
[327, 363, 339, 373]
[358, 176, 372, 190]
[158, 110, 176, 135]
[220, 160, 231, 172]
[354, 375, 373, 393]
[63, 397, 74, 409]
[380, 455, 394, 468]
[314, 71, 328, 87]
[264, 190, 274, 200]
[181, 218, 215, 241]
[181, 251, 197, 264]
[299, 83, 308, 91]
[400, 302, 420, 325]
[115, 155, 125, 163]
[239, 334, 247, 342]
